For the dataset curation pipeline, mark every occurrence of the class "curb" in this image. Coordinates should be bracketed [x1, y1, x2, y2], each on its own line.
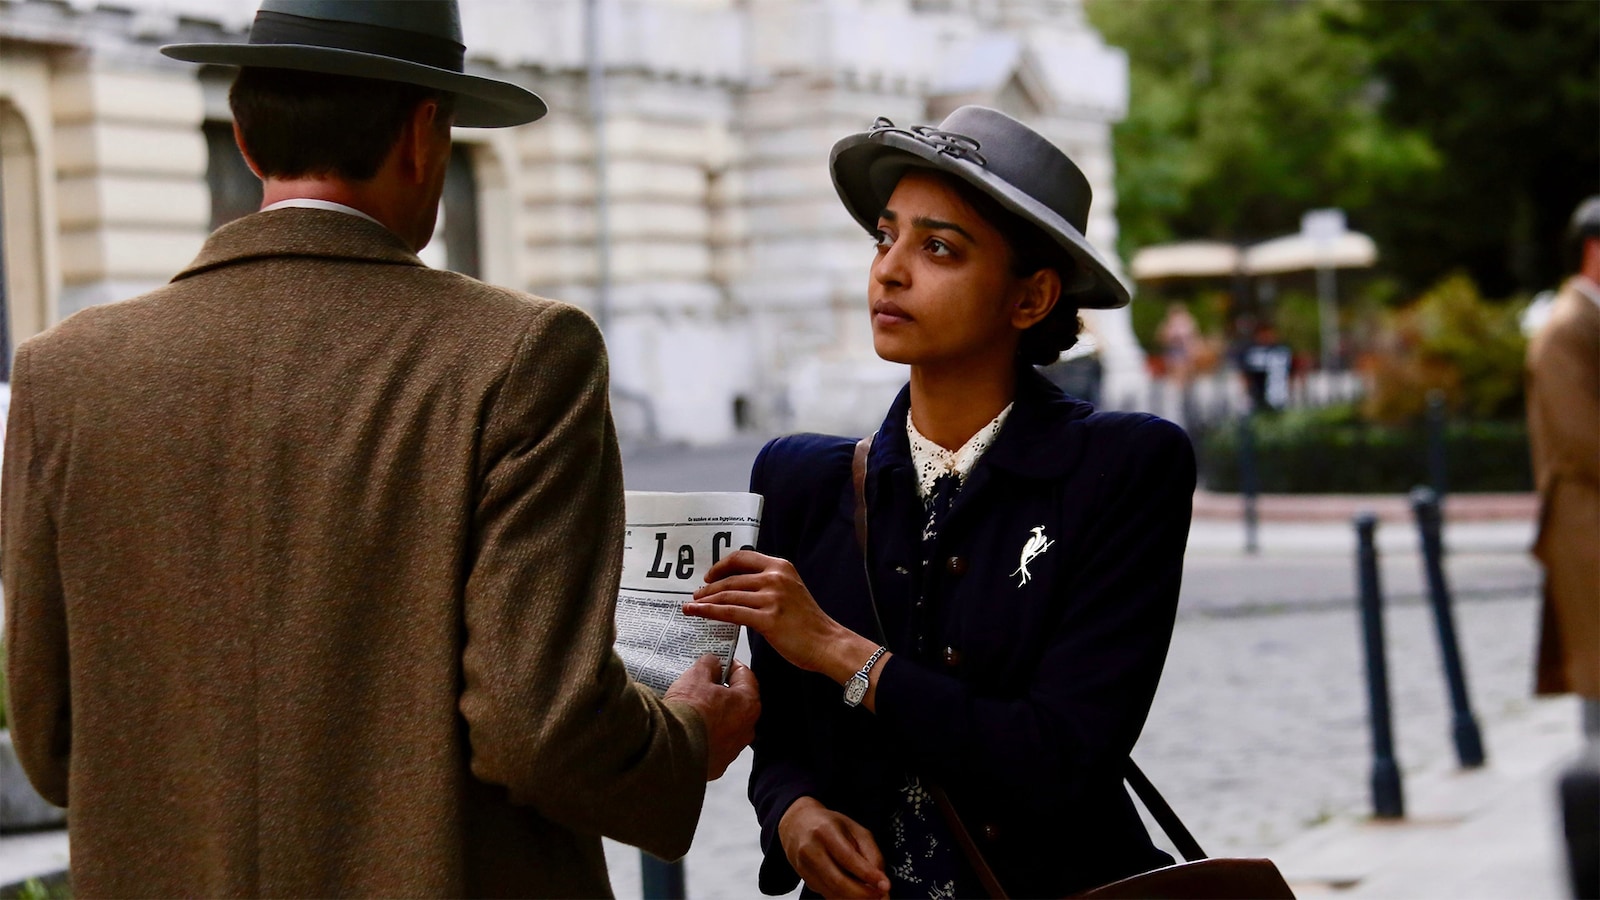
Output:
[1193, 491, 1537, 524]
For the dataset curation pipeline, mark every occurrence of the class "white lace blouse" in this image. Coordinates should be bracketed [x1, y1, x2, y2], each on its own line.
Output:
[905, 403, 1014, 501]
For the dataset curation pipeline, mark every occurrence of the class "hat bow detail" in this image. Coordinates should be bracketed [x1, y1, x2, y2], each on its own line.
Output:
[870, 117, 988, 168]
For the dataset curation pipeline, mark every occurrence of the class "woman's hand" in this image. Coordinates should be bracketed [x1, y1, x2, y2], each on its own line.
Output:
[684, 550, 870, 677]
[779, 797, 891, 899]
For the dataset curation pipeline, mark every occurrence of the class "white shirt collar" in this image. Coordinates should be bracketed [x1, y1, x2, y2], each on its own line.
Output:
[906, 403, 1014, 501]
[261, 198, 383, 227]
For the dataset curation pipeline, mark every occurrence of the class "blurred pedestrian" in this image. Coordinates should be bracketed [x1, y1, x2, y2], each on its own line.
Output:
[1528, 195, 1600, 723]
[1, 1, 757, 896]
[1157, 301, 1202, 387]
[1239, 321, 1294, 413]
[684, 108, 1195, 898]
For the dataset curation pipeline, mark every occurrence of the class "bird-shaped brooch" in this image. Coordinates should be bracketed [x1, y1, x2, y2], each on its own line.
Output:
[1011, 525, 1053, 587]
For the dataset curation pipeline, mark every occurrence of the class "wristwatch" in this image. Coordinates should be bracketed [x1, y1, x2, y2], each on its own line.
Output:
[843, 646, 889, 707]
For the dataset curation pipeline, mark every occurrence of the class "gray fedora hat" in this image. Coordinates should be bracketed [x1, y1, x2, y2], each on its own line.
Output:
[1568, 195, 1600, 240]
[830, 106, 1130, 309]
[162, 0, 545, 128]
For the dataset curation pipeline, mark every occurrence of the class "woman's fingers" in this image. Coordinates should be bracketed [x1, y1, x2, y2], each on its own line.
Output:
[691, 572, 773, 601]
[702, 548, 775, 583]
[843, 818, 889, 887]
[824, 819, 890, 895]
[679, 600, 759, 627]
[796, 841, 886, 899]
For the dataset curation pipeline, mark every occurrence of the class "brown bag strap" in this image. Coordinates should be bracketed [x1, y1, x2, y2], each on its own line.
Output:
[929, 784, 1011, 899]
[852, 435, 873, 552]
[1124, 758, 1208, 861]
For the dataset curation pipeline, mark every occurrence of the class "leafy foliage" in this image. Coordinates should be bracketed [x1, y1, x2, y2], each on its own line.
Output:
[1086, 0, 1436, 258]
[1361, 273, 1527, 425]
[1328, 0, 1600, 295]
[1087, 0, 1600, 295]
[1198, 404, 1532, 493]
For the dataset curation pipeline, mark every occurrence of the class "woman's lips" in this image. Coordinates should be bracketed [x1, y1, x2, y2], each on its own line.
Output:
[872, 301, 912, 327]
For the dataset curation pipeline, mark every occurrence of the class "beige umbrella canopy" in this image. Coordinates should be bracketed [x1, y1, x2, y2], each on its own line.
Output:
[1243, 232, 1378, 275]
[1129, 241, 1242, 280]
[1130, 232, 1377, 279]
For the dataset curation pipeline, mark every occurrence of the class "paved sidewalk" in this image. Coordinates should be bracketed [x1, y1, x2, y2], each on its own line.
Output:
[1275, 694, 1583, 898]
[0, 829, 68, 895]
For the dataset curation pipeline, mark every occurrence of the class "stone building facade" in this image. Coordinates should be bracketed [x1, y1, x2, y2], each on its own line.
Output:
[0, 0, 1145, 443]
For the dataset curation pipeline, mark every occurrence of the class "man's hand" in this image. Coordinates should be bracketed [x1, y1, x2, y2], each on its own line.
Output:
[778, 797, 891, 899]
[663, 654, 759, 780]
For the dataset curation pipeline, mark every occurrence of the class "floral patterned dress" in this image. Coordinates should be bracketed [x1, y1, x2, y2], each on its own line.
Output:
[888, 406, 1011, 899]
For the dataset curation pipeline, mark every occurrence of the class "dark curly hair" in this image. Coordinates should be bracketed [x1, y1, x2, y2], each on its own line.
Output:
[936, 172, 1084, 367]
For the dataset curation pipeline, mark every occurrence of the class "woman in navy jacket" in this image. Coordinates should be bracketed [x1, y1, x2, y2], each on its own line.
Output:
[685, 107, 1196, 899]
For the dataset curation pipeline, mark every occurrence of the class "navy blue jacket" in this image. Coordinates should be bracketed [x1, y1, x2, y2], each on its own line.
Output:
[746, 369, 1196, 897]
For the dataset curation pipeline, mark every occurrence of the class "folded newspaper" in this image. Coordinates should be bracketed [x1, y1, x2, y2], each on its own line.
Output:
[615, 491, 764, 696]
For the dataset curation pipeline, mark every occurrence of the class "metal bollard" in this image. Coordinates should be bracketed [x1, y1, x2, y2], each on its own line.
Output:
[641, 855, 687, 900]
[1238, 414, 1260, 555]
[1425, 391, 1448, 505]
[1410, 486, 1486, 768]
[1355, 513, 1404, 818]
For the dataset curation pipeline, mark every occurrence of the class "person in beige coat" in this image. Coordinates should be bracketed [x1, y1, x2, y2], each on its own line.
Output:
[1529, 195, 1600, 726]
[1, 2, 758, 896]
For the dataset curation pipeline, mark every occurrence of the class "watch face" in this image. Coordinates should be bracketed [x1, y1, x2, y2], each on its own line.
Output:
[844, 674, 868, 706]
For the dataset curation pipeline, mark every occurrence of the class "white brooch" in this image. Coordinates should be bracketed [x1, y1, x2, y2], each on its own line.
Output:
[1011, 525, 1053, 586]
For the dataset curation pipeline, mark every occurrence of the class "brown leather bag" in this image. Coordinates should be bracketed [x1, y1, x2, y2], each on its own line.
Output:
[851, 436, 1295, 900]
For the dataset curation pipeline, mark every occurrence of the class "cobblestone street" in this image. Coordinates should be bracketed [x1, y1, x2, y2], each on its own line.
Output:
[603, 440, 1555, 899]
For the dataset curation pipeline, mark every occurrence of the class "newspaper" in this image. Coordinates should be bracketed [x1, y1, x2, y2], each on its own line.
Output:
[615, 491, 764, 696]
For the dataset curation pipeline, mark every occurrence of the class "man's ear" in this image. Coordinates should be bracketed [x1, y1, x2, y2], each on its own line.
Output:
[232, 120, 265, 181]
[403, 100, 448, 185]
[1012, 267, 1061, 330]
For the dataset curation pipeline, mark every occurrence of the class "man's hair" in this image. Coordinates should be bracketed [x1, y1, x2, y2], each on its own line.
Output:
[939, 172, 1084, 367]
[229, 68, 456, 181]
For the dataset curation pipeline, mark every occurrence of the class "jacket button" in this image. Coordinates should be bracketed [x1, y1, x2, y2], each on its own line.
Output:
[945, 556, 968, 575]
[942, 647, 962, 669]
[981, 823, 1001, 842]
[913, 599, 927, 612]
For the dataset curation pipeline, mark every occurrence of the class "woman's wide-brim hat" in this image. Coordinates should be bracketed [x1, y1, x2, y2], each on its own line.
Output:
[830, 106, 1130, 309]
[161, 0, 545, 129]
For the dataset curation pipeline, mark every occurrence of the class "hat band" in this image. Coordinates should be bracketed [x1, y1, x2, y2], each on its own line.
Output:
[249, 10, 466, 73]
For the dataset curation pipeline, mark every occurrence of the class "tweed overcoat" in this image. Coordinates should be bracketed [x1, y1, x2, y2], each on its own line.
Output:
[1527, 277, 1600, 698]
[2, 209, 708, 898]
[747, 372, 1194, 898]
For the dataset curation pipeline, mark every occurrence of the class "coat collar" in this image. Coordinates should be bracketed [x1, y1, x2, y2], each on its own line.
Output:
[171, 207, 425, 283]
[868, 366, 1095, 482]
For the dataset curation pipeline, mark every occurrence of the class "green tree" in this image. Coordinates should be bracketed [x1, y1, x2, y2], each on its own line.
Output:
[1329, 1, 1600, 295]
[1086, 0, 1600, 296]
[1086, 0, 1436, 259]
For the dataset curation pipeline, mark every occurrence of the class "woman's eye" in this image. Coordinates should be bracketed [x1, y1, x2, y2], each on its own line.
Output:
[926, 238, 951, 257]
[872, 229, 894, 250]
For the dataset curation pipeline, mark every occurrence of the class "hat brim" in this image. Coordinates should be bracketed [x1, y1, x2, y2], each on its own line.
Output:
[161, 43, 546, 129]
[830, 130, 1131, 309]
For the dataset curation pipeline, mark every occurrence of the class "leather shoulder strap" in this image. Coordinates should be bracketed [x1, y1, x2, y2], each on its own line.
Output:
[929, 784, 1010, 899]
[1124, 759, 1208, 861]
[852, 435, 873, 556]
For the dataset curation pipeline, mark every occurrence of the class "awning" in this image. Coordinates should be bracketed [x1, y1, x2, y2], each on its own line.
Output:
[1243, 232, 1378, 275]
[1128, 241, 1241, 280]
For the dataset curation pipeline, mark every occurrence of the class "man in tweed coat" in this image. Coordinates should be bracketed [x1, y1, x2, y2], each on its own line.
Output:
[1530, 196, 1600, 719]
[1, 2, 758, 896]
